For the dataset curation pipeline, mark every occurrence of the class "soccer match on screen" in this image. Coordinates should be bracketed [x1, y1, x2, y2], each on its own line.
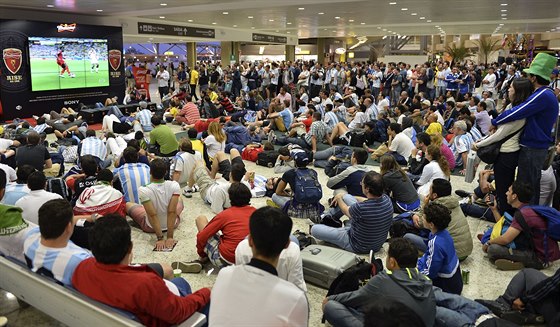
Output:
[28, 37, 110, 91]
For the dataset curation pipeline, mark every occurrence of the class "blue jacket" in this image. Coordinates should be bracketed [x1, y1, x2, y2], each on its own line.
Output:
[418, 230, 460, 280]
[492, 86, 558, 149]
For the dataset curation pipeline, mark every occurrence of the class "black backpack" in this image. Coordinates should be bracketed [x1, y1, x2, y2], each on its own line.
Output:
[256, 150, 279, 168]
[326, 259, 384, 296]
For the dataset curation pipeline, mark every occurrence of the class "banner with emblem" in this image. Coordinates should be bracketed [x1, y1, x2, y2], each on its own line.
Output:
[3, 48, 22, 74]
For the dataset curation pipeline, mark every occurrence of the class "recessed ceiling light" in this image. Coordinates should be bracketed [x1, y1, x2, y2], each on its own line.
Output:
[401, 8, 408, 11]
[179, 39, 184, 41]
[502, 17, 507, 20]
[349, 19, 354, 22]
[377, 26, 382, 29]
[499, 23, 504, 25]
[233, 25, 237, 27]
[298, 7, 305, 10]
[251, 27, 255, 29]
[501, 9, 508, 12]
[388, 30, 392, 33]
[187, 19, 193, 22]
[222, 11, 228, 14]
[500, 3, 508, 5]
[427, 20, 432, 22]
[419, 17, 425, 19]
[149, 37, 153, 40]
[287, 31, 291, 33]
[212, 22, 217, 24]
[411, 13, 417, 16]
[287, 22, 292, 25]
[46, 4, 54, 7]
[361, 22, 366, 25]
[382, 28, 387, 31]
[435, 25, 440, 27]
[269, 19, 274, 22]
[501, 14, 507, 17]
[324, 28, 328, 31]
[335, 16, 340, 19]
[318, 12, 324, 15]
[392, 32, 397, 34]
[96, 9, 103, 12]
[160, 3, 167, 6]
[248, 16, 253, 19]
[159, 16, 165, 19]
[275, 30, 279, 32]
[389, 2, 397, 4]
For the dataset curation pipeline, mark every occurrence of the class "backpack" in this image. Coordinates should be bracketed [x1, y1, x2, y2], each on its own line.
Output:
[241, 146, 264, 162]
[326, 259, 383, 297]
[46, 178, 72, 201]
[526, 205, 560, 241]
[389, 212, 430, 239]
[256, 150, 279, 168]
[125, 67, 133, 78]
[293, 169, 322, 204]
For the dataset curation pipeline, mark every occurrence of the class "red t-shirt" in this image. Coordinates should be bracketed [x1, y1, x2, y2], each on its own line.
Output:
[302, 116, 313, 133]
[511, 206, 560, 262]
[72, 259, 210, 327]
[179, 102, 201, 125]
[196, 205, 256, 263]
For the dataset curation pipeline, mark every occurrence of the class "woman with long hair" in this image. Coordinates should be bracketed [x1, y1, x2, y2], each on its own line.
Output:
[430, 133, 456, 171]
[380, 155, 420, 213]
[473, 77, 533, 215]
[204, 121, 226, 159]
[416, 144, 450, 198]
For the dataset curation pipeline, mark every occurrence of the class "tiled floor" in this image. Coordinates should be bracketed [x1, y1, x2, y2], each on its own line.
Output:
[2, 87, 560, 326]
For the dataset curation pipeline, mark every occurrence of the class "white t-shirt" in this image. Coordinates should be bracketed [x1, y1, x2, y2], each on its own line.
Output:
[0, 138, 13, 151]
[389, 133, 416, 162]
[139, 181, 181, 230]
[377, 98, 390, 113]
[372, 71, 382, 88]
[210, 264, 309, 326]
[173, 151, 202, 186]
[15, 190, 63, 225]
[482, 73, 496, 93]
[0, 163, 16, 182]
[204, 135, 225, 159]
[205, 181, 231, 214]
[235, 239, 307, 291]
[348, 112, 368, 130]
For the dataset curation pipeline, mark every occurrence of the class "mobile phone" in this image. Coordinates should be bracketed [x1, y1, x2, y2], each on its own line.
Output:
[486, 194, 495, 204]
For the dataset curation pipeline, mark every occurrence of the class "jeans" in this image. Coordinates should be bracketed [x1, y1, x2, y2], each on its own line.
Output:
[171, 277, 192, 296]
[404, 233, 428, 252]
[433, 287, 490, 327]
[313, 147, 336, 168]
[487, 244, 543, 269]
[323, 300, 363, 327]
[517, 147, 548, 205]
[494, 151, 519, 214]
[389, 151, 407, 166]
[272, 193, 291, 208]
[275, 136, 310, 150]
[436, 86, 446, 99]
[498, 268, 560, 323]
[107, 105, 124, 118]
[460, 203, 495, 221]
[310, 224, 353, 252]
[323, 194, 359, 220]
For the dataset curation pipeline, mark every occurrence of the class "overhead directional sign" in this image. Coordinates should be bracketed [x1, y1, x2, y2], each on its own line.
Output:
[138, 22, 215, 38]
[252, 33, 287, 44]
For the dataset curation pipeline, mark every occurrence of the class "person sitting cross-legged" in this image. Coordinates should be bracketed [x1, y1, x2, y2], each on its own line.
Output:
[311, 171, 393, 254]
[72, 214, 210, 327]
[322, 238, 436, 327]
[15, 171, 62, 225]
[127, 158, 184, 252]
[194, 183, 256, 268]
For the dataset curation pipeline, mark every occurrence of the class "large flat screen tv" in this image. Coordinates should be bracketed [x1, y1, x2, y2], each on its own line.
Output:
[28, 37, 110, 91]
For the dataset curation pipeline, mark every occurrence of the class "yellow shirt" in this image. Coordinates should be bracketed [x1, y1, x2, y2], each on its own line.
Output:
[169, 107, 179, 117]
[426, 122, 443, 135]
[191, 139, 205, 157]
[190, 70, 199, 85]
[209, 91, 218, 102]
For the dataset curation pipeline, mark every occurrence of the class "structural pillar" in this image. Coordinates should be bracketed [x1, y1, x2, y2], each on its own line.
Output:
[232, 42, 241, 63]
[221, 41, 232, 64]
[458, 35, 468, 47]
[285, 44, 296, 62]
[317, 38, 326, 65]
[186, 42, 196, 68]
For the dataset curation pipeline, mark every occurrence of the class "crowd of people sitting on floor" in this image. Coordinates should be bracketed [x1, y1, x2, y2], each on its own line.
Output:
[0, 52, 560, 326]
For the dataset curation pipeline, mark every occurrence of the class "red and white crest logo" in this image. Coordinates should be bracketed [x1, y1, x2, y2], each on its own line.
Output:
[109, 49, 122, 71]
[3, 48, 22, 75]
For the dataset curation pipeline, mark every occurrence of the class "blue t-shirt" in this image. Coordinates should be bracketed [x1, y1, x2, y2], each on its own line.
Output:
[278, 108, 293, 129]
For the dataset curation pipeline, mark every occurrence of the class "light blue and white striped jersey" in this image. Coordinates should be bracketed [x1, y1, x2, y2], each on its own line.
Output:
[113, 162, 150, 203]
[451, 133, 474, 166]
[323, 111, 339, 130]
[33, 124, 48, 134]
[137, 109, 153, 132]
[1, 183, 30, 205]
[468, 125, 483, 142]
[80, 136, 107, 160]
[23, 227, 91, 286]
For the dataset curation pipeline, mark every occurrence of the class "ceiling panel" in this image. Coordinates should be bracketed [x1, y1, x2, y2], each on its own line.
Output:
[1, 0, 559, 39]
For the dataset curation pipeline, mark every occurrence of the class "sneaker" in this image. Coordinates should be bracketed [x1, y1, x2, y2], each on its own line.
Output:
[267, 131, 277, 144]
[501, 311, 545, 325]
[495, 259, 525, 271]
[59, 74, 65, 78]
[191, 185, 199, 192]
[321, 215, 343, 228]
[474, 299, 511, 317]
[182, 188, 192, 198]
[266, 199, 279, 208]
[171, 261, 203, 274]
[455, 190, 472, 198]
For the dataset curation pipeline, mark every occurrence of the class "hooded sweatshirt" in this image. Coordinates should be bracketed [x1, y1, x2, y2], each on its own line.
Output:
[327, 268, 436, 327]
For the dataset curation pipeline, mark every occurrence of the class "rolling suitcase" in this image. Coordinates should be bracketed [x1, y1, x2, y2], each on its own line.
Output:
[301, 244, 362, 289]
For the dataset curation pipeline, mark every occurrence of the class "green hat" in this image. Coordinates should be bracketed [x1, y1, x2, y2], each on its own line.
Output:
[523, 53, 557, 82]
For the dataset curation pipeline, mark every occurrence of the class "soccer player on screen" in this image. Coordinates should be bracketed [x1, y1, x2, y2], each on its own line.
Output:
[57, 47, 75, 78]
[89, 48, 99, 73]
